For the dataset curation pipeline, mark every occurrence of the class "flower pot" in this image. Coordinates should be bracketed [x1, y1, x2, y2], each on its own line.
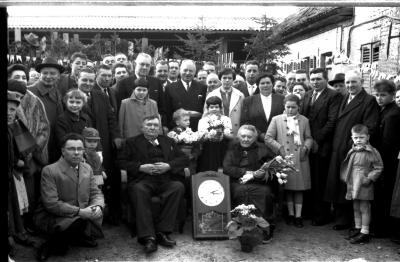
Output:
[238, 228, 263, 253]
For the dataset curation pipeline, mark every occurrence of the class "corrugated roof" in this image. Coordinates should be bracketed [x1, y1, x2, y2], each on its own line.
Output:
[8, 15, 261, 31]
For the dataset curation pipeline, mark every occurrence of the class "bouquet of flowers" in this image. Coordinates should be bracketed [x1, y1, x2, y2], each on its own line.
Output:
[167, 127, 202, 145]
[226, 204, 269, 252]
[202, 114, 231, 142]
[260, 154, 298, 184]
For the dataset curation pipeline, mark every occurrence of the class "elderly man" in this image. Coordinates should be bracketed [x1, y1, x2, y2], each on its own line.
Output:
[328, 73, 347, 97]
[165, 59, 207, 131]
[203, 61, 217, 74]
[237, 60, 260, 97]
[116, 53, 164, 122]
[29, 57, 64, 164]
[205, 68, 244, 135]
[78, 68, 123, 225]
[301, 68, 342, 226]
[205, 72, 220, 96]
[111, 63, 129, 92]
[34, 133, 104, 261]
[325, 70, 379, 230]
[167, 60, 180, 84]
[58, 52, 87, 97]
[118, 116, 188, 253]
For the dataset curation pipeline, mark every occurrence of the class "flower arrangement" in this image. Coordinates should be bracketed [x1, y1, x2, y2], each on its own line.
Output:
[260, 154, 297, 184]
[167, 127, 202, 145]
[226, 204, 270, 252]
[202, 114, 232, 142]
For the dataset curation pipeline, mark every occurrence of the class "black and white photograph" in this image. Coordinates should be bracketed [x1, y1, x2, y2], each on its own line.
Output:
[4, 0, 400, 261]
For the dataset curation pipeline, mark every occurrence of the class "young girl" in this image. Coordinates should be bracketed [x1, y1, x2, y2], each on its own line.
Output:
[82, 127, 106, 189]
[265, 94, 313, 228]
[341, 124, 383, 244]
[55, 89, 92, 149]
[197, 96, 233, 172]
[119, 78, 161, 139]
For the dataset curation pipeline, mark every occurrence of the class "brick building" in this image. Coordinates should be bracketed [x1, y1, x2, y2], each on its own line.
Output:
[278, 7, 400, 92]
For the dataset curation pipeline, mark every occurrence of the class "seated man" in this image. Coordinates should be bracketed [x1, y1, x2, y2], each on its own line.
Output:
[34, 133, 104, 261]
[118, 115, 189, 253]
[223, 124, 276, 242]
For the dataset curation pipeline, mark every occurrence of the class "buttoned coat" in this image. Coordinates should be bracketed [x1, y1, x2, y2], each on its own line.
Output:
[34, 157, 104, 237]
[324, 89, 379, 203]
[205, 87, 244, 135]
[265, 114, 313, 191]
[240, 93, 285, 140]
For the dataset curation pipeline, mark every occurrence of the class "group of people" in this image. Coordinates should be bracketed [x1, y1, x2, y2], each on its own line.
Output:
[7, 50, 400, 261]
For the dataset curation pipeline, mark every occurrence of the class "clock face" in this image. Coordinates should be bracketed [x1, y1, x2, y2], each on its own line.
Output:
[198, 180, 225, 207]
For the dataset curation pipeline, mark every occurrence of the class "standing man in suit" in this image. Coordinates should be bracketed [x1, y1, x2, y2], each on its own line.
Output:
[301, 68, 342, 226]
[325, 70, 379, 231]
[118, 116, 188, 253]
[155, 60, 169, 92]
[237, 60, 260, 97]
[165, 59, 207, 131]
[240, 73, 284, 142]
[205, 68, 244, 135]
[116, 53, 165, 126]
[93, 64, 118, 113]
[78, 68, 123, 225]
[111, 63, 129, 92]
[167, 60, 180, 84]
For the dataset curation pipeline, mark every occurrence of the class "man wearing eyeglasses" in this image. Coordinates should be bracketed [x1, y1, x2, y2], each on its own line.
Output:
[34, 133, 104, 261]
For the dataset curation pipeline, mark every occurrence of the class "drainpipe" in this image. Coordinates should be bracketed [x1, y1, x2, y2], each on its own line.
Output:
[346, 15, 400, 58]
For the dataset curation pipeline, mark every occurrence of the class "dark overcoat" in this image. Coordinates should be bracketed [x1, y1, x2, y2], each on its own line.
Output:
[324, 89, 379, 203]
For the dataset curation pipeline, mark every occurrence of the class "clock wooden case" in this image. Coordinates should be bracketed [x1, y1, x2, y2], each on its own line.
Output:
[192, 171, 231, 239]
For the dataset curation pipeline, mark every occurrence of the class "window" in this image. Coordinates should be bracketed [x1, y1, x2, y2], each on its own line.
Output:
[361, 42, 380, 63]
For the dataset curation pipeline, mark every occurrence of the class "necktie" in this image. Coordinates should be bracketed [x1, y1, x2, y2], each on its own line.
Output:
[103, 88, 109, 97]
[347, 95, 353, 104]
[311, 92, 317, 105]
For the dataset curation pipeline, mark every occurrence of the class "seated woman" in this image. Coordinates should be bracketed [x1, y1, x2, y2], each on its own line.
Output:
[223, 124, 276, 241]
[197, 96, 233, 172]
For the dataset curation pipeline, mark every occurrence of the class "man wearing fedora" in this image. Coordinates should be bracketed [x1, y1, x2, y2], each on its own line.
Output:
[328, 73, 347, 97]
[29, 57, 65, 164]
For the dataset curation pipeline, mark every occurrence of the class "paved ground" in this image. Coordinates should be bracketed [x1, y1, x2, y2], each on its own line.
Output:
[13, 217, 400, 261]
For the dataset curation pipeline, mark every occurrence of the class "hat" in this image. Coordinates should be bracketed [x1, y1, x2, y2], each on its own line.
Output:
[24, 32, 40, 47]
[35, 56, 65, 73]
[8, 64, 27, 77]
[82, 127, 100, 140]
[8, 91, 21, 106]
[8, 79, 27, 95]
[328, 73, 345, 86]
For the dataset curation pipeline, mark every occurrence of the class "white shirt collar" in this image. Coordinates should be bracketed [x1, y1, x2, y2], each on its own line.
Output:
[181, 79, 192, 90]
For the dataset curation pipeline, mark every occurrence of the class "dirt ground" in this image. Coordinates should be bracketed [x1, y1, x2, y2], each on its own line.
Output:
[13, 216, 400, 262]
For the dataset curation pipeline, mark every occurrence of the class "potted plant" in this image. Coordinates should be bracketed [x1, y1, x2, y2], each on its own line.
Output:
[226, 204, 270, 252]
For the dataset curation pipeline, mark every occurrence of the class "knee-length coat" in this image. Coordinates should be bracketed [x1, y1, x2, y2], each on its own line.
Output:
[34, 157, 104, 237]
[265, 114, 313, 191]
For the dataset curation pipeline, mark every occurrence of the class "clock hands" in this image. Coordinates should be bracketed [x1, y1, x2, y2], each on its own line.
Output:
[210, 190, 222, 195]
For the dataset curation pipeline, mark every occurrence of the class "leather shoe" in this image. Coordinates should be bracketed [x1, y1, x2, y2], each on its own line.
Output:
[294, 217, 304, 228]
[36, 242, 52, 261]
[156, 232, 176, 247]
[332, 224, 351, 231]
[143, 238, 157, 253]
[344, 228, 361, 240]
[350, 233, 370, 244]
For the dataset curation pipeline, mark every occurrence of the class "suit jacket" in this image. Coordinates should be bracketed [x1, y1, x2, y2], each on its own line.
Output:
[93, 83, 118, 114]
[325, 88, 379, 203]
[115, 75, 164, 119]
[236, 82, 260, 97]
[117, 134, 189, 184]
[83, 89, 121, 169]
[205, 87, 244, 135]
[34, 157, 104, 236]
[165, 80, 207, 130]
[301, 88, 342, 157]
[240, 93, 284, 139]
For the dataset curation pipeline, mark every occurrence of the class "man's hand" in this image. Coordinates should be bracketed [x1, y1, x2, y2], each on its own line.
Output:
[139, 164, 156, 175]
[113, 138, 123, 149]
[78, 207, 93, 220]
[239, 171, 254, 184]
[311, 140, 319, 154]
[89, 206, 102, 220]
[152, 162, 171, 174]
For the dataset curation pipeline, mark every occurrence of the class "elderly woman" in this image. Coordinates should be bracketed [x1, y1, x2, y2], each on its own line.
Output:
[55, 89, 93, 152]
[223, 124, 276, 240]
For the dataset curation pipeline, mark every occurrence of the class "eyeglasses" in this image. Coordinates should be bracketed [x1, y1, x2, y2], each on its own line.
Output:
[64, 147, 85, 152]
